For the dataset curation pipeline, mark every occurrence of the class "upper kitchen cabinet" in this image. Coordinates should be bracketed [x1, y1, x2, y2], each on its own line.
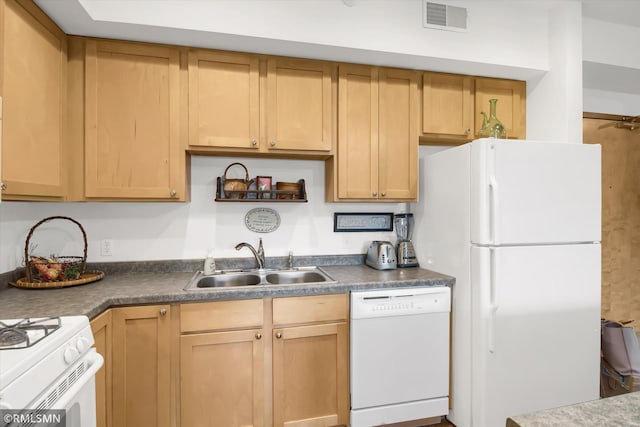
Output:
[188, 51, 334, 157]
[84, 39, 186, 200]
[420, 74, 526, 144]
[265, 58, 333, 153]
[422, 72, 474, 143]
[0, 0, 67, 201]
[188, 50, 260, 151]
[328, 65, 418, 202]
[474, 77, 526, 140]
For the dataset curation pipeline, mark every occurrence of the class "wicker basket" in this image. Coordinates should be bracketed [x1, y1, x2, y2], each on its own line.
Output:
[12, 216, 104, 289]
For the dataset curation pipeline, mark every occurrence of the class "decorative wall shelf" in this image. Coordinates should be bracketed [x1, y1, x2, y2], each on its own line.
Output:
[215, 178, 308, 202]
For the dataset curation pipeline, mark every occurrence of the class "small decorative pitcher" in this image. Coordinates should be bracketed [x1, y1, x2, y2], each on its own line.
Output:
[478, 98, 507, 139]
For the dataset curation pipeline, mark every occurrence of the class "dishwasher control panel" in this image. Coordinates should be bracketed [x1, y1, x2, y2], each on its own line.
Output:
[350, 287, 451, 319]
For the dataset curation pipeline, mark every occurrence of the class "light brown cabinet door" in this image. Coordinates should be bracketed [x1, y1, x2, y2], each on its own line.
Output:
[378, 68, 419, 201]
[266, 58, 333, 152]
[91, 310, 113, 427]
[112, 305, 171, 427]
[1, 0, 67, 200]
[337, 64, 379, 200]
[422, 72, 473, 141]
[188, 50, 260, 150]
[180, 329, 265, 427]
[474, 77, 526, 139]
[85, 40, 185, 200]
[335, 66, 418, 201]
[272, 322, 349, 427]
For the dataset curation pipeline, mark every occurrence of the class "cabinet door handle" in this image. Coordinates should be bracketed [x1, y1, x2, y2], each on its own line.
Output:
[0, 183, 6, 191]
[466, 128, 471, 134]
[270, 140, 276, 147]
[159, 309, 167, 317]
[275, 332, 282, 339]
[255, 333, 262, 340]
[381, 192, 386, 197]
[169, 189, 177, 197]
[372, 192, 378, 197]
[251, 138, 258, 146]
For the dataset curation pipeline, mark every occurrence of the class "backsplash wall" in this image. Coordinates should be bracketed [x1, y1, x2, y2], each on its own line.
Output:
[0, 154, 421, 273]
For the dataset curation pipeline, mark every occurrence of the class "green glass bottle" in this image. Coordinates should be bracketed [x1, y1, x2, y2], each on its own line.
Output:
[478, 98, 507, 139]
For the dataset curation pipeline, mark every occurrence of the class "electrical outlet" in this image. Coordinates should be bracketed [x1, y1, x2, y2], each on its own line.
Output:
[101, 239, 114, 257]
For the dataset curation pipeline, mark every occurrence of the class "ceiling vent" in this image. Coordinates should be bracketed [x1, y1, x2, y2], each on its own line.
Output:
[423, 1, 468, 32]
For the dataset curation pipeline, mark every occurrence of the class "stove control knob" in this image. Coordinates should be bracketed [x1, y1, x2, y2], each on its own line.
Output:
[76, 336, 90, 353]
[64, 346, 80, 364]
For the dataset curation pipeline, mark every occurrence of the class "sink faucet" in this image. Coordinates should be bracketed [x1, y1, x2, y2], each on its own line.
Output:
[235, 238, 265, 270]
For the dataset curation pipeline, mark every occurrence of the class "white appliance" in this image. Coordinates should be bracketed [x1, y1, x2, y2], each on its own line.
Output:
[350, 286, 451, 426]
[413, 138, 601, 427]
[0, 316, 103, 427]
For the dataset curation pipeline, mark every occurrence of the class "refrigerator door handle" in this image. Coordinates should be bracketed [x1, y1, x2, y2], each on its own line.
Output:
[489, 248, 498, 353]
[489, 176, 499, 244]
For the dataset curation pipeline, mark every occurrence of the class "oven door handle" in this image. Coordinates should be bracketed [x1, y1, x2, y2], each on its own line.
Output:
[50, 348, 104, 410]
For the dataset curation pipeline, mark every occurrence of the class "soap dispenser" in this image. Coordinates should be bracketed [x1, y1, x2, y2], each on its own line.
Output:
[203, 249, 216, 275]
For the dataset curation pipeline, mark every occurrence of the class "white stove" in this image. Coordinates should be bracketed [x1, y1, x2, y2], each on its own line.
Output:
[0, 316, 103, 426]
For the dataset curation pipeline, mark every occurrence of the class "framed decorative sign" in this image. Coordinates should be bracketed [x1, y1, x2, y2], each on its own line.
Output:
[245, 208, 281, 233]
[333, 212, 394, 232]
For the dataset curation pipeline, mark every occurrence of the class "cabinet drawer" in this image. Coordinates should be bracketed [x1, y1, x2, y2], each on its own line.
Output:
[273, 294, 348, 326]
[181, 299, 263, 333]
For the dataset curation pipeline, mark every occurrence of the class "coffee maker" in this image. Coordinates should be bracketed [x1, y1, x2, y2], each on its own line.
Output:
[394, 213, 419, 268]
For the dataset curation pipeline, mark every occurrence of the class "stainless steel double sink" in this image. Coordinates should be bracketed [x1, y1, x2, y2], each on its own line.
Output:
[184, 266, 336, 290]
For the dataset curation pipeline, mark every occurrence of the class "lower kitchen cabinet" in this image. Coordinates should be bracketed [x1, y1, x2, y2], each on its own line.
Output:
[272, 322, 348, 427]
[89, 295, 348, 427]
[180, 299, 264, 427]
[180, 329, 265, 427]
[112, 305, 172, 427]
[179, 294, 349, 427]
[272, 294, 349, 427]
[91, 309, 113, 427]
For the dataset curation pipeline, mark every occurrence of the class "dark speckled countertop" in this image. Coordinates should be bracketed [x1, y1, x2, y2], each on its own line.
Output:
[0, 256, 454, 320]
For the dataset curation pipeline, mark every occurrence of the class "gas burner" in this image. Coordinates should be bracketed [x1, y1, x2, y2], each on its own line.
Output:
[0, 317, 61, 350]
[0, 327, 28, 347]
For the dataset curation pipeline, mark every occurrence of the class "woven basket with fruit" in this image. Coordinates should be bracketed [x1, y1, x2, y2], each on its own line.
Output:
[11, 216, 104, 289]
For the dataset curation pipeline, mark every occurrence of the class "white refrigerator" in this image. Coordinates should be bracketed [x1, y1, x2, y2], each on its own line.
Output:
[412, 139, 601, 427]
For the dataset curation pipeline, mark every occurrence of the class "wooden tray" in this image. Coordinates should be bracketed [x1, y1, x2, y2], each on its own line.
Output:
[10, 271, 105, 289]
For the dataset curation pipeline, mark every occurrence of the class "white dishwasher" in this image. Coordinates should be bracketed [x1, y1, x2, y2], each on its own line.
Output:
[350, 286, 451, 427]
